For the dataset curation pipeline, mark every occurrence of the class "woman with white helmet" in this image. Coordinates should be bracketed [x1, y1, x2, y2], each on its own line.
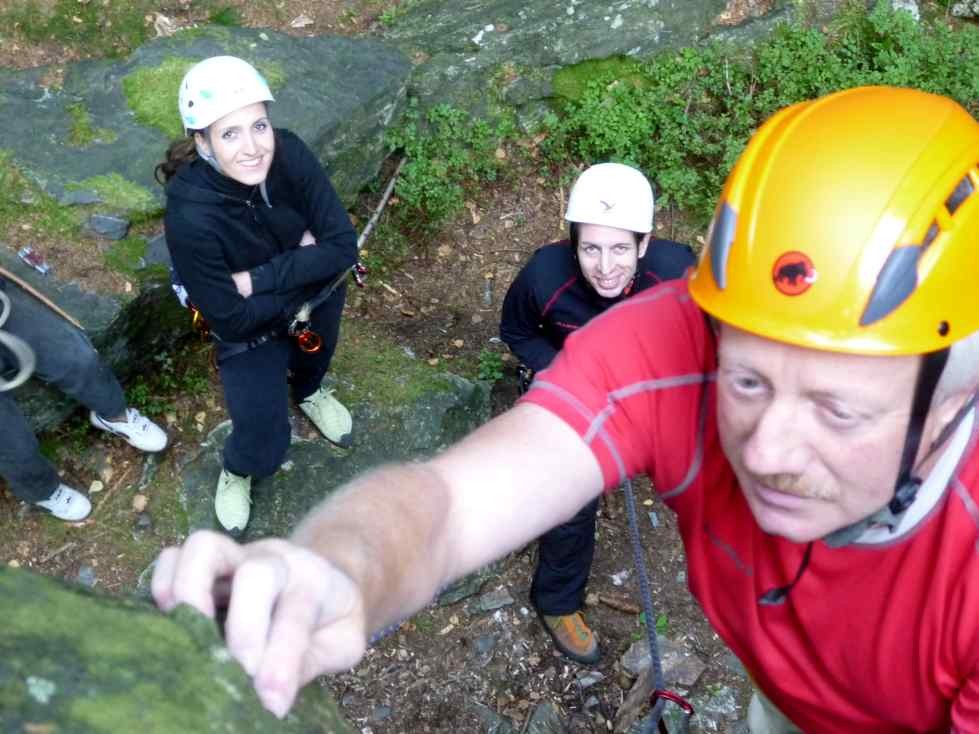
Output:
[500, 162, 695, 663]
[157, 55, 357, 534]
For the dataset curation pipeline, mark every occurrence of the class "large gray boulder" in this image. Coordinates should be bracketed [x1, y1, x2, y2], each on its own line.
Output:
[0, 565, 354, 732]
[0, 25, 411, 211]
[377, 0, 860, 124]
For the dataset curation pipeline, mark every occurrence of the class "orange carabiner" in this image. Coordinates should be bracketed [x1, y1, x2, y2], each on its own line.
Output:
[296, 328, 322, 353]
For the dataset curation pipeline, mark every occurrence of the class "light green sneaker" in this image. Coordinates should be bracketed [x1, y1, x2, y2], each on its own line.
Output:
[298, 386, 353, 448]
[214, 469, 251, 533]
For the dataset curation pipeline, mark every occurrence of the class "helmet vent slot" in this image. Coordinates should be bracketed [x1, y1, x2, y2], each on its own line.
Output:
[945, 175, 974, 216]
[921, 222, 940, 249]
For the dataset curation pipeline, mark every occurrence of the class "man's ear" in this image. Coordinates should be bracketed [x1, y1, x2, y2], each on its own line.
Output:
[637, 233, 651, 259]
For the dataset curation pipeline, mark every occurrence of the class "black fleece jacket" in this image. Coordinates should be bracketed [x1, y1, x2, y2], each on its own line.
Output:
[164, 128, 357, 342]
[500, 239, 696, 372]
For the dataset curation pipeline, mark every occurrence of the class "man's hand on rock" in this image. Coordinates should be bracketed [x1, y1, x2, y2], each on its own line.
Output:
[152, 530, 368, 718]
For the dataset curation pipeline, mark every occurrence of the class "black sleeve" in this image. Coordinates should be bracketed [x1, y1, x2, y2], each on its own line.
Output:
[167, 214, 291, 342]
[248, 132, 358, 295]
[643, 239, 697, 281]
[500, 255, 559, 372]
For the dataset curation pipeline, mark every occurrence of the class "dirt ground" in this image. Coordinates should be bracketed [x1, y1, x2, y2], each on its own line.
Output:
[0, 3, 750, 732]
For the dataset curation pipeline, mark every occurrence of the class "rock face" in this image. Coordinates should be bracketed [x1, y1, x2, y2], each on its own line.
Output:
[378, 0, 859, 125]
[951, 0, 979, 16]
[0, 566, 354, 732]
[0, 26, 410, 211]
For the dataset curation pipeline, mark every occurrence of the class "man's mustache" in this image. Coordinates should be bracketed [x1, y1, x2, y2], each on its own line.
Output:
[749, 472, 835, 501]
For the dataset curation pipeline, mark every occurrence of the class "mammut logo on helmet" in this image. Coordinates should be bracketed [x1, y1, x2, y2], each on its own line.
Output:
[772, 251, 816, 296]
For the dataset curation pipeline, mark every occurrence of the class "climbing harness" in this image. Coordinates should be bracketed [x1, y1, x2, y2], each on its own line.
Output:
[0, 290, 36, 392]
[622, 476, 695, 734]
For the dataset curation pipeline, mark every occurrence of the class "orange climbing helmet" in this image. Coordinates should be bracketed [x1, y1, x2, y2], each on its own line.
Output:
[689, 85, 979, 356]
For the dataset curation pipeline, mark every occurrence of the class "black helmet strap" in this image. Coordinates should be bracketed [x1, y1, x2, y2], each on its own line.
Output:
[888, 348, 950, 515]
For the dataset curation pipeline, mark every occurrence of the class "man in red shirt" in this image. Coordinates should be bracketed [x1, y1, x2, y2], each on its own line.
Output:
[152, 86, 979, 732]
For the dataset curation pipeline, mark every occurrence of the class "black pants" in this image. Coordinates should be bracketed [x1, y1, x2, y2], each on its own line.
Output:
[218, 284, 345, 479]
[530, 497, 599, 616]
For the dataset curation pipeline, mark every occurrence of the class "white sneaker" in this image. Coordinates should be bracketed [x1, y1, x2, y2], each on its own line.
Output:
[90, 408, 168, 452]
[214, 469, 251, 533]
[36, 484, 91, 522]
[298, 386, 352, 447]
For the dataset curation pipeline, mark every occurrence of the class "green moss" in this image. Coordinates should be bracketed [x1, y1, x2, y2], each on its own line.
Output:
[123, 54, 287, 140]
[66, 103, 118, 147]
[330, 331, 454, 406]
[0, 150, 80, 237]
[104, 235, 147, 275]
[73, 174, 160, 218]
[121, 56, 197, 140]
[551, 56, 645, 104]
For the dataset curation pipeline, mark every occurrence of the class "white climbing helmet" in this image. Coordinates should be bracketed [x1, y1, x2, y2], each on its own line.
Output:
[565, 162, 654, 234]
[178, 56, 274, 133]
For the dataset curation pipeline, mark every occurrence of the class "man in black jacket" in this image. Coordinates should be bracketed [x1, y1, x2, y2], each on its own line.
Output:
[500, 163, 695, 663]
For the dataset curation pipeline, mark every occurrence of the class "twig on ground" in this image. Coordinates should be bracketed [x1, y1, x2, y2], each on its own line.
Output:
[40, 541, 76, 564]
[95, 462, 136, 515]
[598, 592, 641, 615]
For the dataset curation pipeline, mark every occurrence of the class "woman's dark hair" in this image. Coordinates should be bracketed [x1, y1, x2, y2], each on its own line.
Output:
[569, 221, 644, 247]
[155, 135, 200, 184]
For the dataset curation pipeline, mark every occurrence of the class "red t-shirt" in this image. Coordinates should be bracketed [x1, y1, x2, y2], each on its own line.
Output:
[522, 280, 979, 733]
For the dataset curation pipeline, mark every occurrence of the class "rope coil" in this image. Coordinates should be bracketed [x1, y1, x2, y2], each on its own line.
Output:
[0, 290, 36, 392]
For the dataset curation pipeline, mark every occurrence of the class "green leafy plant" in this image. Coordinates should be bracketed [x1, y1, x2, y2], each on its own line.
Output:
[542, 1, 979, 226]
[476, 349, 505, 383]
[208, 5, 243, 26]
[386, 100, 516, 233]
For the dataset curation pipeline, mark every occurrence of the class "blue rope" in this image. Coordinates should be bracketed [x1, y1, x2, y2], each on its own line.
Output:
[622, 476, 690, 734]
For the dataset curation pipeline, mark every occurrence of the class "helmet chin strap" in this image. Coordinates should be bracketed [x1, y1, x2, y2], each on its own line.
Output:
[824, 349, 950, 548]
[195, 131, 223, 176]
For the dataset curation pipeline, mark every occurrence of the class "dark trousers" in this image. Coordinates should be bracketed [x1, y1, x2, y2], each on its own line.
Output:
[530, 497, 599, 615]
[218, 284, 345, 479]
[0, 284, 126, 502]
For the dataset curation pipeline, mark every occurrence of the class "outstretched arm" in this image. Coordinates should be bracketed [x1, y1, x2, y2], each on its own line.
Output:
[152, 402, 603, 718]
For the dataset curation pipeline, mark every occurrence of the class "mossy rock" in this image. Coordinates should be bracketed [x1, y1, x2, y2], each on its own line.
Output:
[0, 566, 354, 732]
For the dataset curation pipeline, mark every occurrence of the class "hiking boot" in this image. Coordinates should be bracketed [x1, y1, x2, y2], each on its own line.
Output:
[214, 469, 251, 533]
[298, 386, 352, 448]
[539, 611, 600, 664]
[90, 408, 168, 453]
[35, 484, 91, 522]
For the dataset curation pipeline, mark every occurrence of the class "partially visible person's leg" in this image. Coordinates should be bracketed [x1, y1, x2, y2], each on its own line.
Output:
[3, 283, 166, 452]
[530, 497, 600, 663]
[3, 283, 126, 417]
[292, 283, 352, 447]
[747, 689, 804, 734]
[220, 338, 293, 478]
[0, 392, 60, 504]
[215, 338, 292, 532]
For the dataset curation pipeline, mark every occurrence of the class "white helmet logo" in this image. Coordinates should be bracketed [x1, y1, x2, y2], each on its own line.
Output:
[600, 199, 615, 212]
